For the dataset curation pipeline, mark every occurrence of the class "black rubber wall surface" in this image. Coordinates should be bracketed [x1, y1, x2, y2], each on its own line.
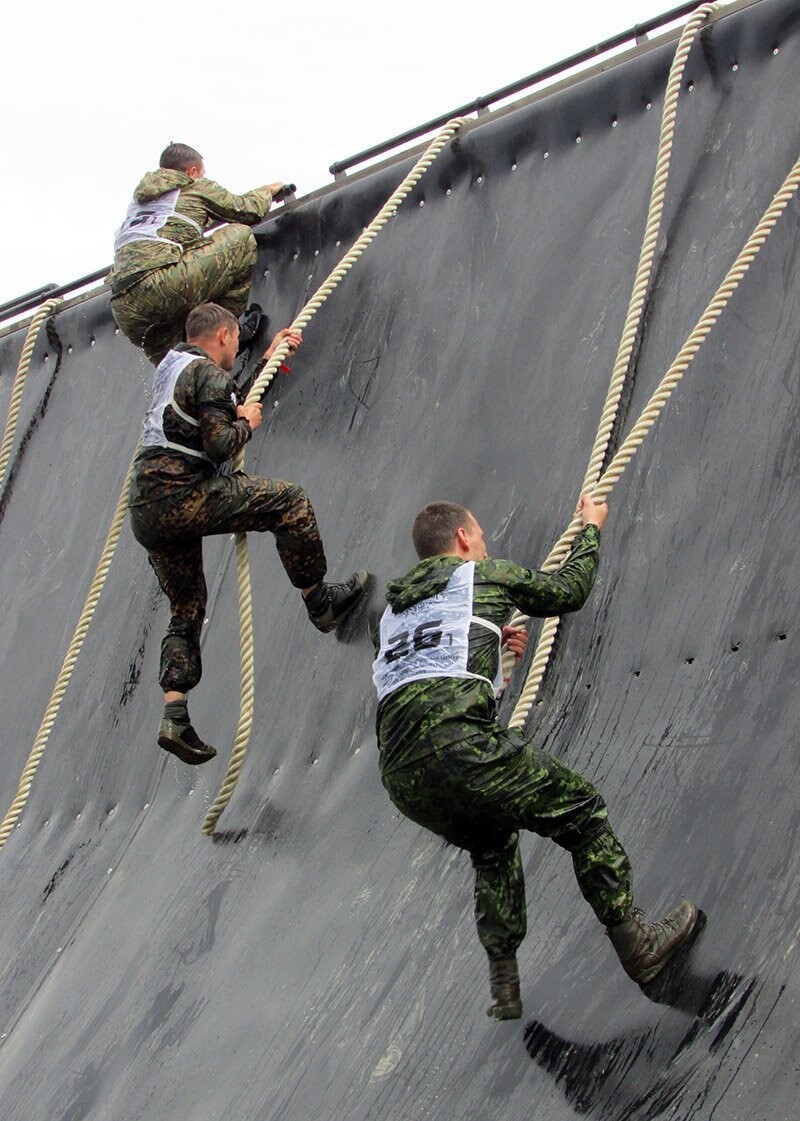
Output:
[1, 3, 799, 1117]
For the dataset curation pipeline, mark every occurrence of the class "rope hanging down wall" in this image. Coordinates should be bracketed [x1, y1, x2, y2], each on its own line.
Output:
[502, 2, 720, 705]
[0, 454, 138, 849]
[0, 297, 140, 850]
[202, 117, 467, 835]
[0, 299, 61, 493]
[0, 118, 468, 849]
[507, 151, 800, 727]
[3, 4, 796, 846]
[505, 4, 800, 729]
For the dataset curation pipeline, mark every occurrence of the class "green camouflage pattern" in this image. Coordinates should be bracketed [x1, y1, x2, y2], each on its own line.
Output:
[129, 345, 326, 693]
[375, 527, 634, 960]
[111, 224, 258, 364]
[110, 168, 273, 289]
[377, 528, 602, 773]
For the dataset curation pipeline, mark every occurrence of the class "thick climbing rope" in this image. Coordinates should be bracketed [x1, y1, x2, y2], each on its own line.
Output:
[3, 5, 791, 840]
[503, 2, 718, 711]
[0, 452, 138, 848]
[509, 153, 800, 726]
[507, 9, 800, 727]
[202, 117, 468, 835]
[0, 298, 62, 491]
[0, 120, 467, 849]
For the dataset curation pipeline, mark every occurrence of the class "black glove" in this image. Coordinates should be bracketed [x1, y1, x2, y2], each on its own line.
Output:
[272, 183, 297, 203]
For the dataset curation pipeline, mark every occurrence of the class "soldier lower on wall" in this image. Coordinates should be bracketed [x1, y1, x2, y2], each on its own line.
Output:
[371, 498, 701, 1020]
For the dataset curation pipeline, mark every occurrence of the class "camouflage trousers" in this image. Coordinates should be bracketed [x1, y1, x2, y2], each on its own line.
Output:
[129, 471, 327, 693]
[111, 224, 257, 365]
[381, 727, 633, 961]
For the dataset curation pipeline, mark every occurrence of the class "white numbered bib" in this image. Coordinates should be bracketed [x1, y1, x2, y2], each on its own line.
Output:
[373, 561, 503, 702]
[141, 350, 209, 461]
[114, 190, 201, 253]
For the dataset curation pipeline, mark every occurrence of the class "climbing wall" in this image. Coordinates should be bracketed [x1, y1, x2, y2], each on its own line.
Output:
[1, 2, 799, 1117]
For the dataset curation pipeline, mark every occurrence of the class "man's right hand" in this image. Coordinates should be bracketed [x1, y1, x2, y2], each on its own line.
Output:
[265, 328, 302, 361]
[237, 402, 263, 431]
[266, 181, 286, 197]
[578, 493, 608, 530]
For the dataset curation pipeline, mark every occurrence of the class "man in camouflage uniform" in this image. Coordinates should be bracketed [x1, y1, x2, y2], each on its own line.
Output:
[130, 302, 368, 765]
[110, 142, 289, 364]
[372, 500, 699, 1020]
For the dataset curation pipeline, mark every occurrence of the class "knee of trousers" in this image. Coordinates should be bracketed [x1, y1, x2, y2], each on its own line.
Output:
[110, 283, 182, 358]
[214, 224, 257, 268]
[541, 789, 612, 854]
[469, 833, 522, 870]
[110, 293, 147, 347]
[283, 487, 315, 527]
[272, 488, 321, 546]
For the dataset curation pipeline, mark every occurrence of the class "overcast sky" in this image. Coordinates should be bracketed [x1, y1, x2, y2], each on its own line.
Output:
[1, 0, 732, 307]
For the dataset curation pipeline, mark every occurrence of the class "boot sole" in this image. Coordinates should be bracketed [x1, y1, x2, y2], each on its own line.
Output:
[312, 572, 373, 634]
[158, 735, 217, 766]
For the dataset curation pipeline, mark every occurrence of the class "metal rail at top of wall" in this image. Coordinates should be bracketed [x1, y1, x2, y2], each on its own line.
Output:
[328, 0, 718, 178]
[0, 270, 109, 325]
[0, 0, 752, 335]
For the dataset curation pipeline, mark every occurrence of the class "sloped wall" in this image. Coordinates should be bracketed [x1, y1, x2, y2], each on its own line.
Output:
[0, 3, 798, 1117]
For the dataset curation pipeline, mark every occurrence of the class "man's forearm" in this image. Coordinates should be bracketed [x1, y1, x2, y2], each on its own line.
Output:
[199, 179, 272, 225]
[505, 525, 601, 617]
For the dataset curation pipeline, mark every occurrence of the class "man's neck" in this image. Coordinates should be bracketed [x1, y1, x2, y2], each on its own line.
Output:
[186, 339, 222, 366]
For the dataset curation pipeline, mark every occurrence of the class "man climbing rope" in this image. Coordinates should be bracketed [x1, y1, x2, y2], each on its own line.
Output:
[371, 499, 700, 1020]
[110, 142, 290, 364]
[130, 301, 369, 765]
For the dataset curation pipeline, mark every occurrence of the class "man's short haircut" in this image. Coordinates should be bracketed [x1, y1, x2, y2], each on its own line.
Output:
[159, 142, 204, 172]
[185, 303, 238, 340]
[412, 502, 474, 558]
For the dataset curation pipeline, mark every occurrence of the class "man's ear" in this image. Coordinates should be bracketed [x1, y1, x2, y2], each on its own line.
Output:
[455, 525, 470, 552]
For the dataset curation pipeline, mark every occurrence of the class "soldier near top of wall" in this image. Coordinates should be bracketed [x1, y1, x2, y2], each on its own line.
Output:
[110, 142, 292, 365]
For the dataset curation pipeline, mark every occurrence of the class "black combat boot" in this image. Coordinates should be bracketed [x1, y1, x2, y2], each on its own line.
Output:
[486, 957, 523, 1020]
[237, 304, 265, 354]
[608, 900, 698, 983]
[158, 702, 216, 766]
[304, 571, 370, 633]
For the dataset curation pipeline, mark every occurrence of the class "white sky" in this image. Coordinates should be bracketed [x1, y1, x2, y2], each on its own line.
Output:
[1, 0, 731, 307]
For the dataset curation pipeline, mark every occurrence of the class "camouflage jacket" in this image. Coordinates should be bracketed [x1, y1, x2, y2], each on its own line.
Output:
[129, 343, 251, 506]
[110, 168, 273, 292]
[374, 526, 601, 775]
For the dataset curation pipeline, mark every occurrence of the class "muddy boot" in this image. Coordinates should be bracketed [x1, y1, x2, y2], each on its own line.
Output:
[608, 900, 698, 983]
[304, 571, 370, 633]
[158, 701, 216, 766]
[486, 957, 522, 1020]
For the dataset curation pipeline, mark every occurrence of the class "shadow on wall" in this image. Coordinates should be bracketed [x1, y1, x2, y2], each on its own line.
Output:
[524, 956, 756, 1118]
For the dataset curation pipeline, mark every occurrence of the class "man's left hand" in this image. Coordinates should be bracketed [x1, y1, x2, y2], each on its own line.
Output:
[501, 625, 528, 663]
